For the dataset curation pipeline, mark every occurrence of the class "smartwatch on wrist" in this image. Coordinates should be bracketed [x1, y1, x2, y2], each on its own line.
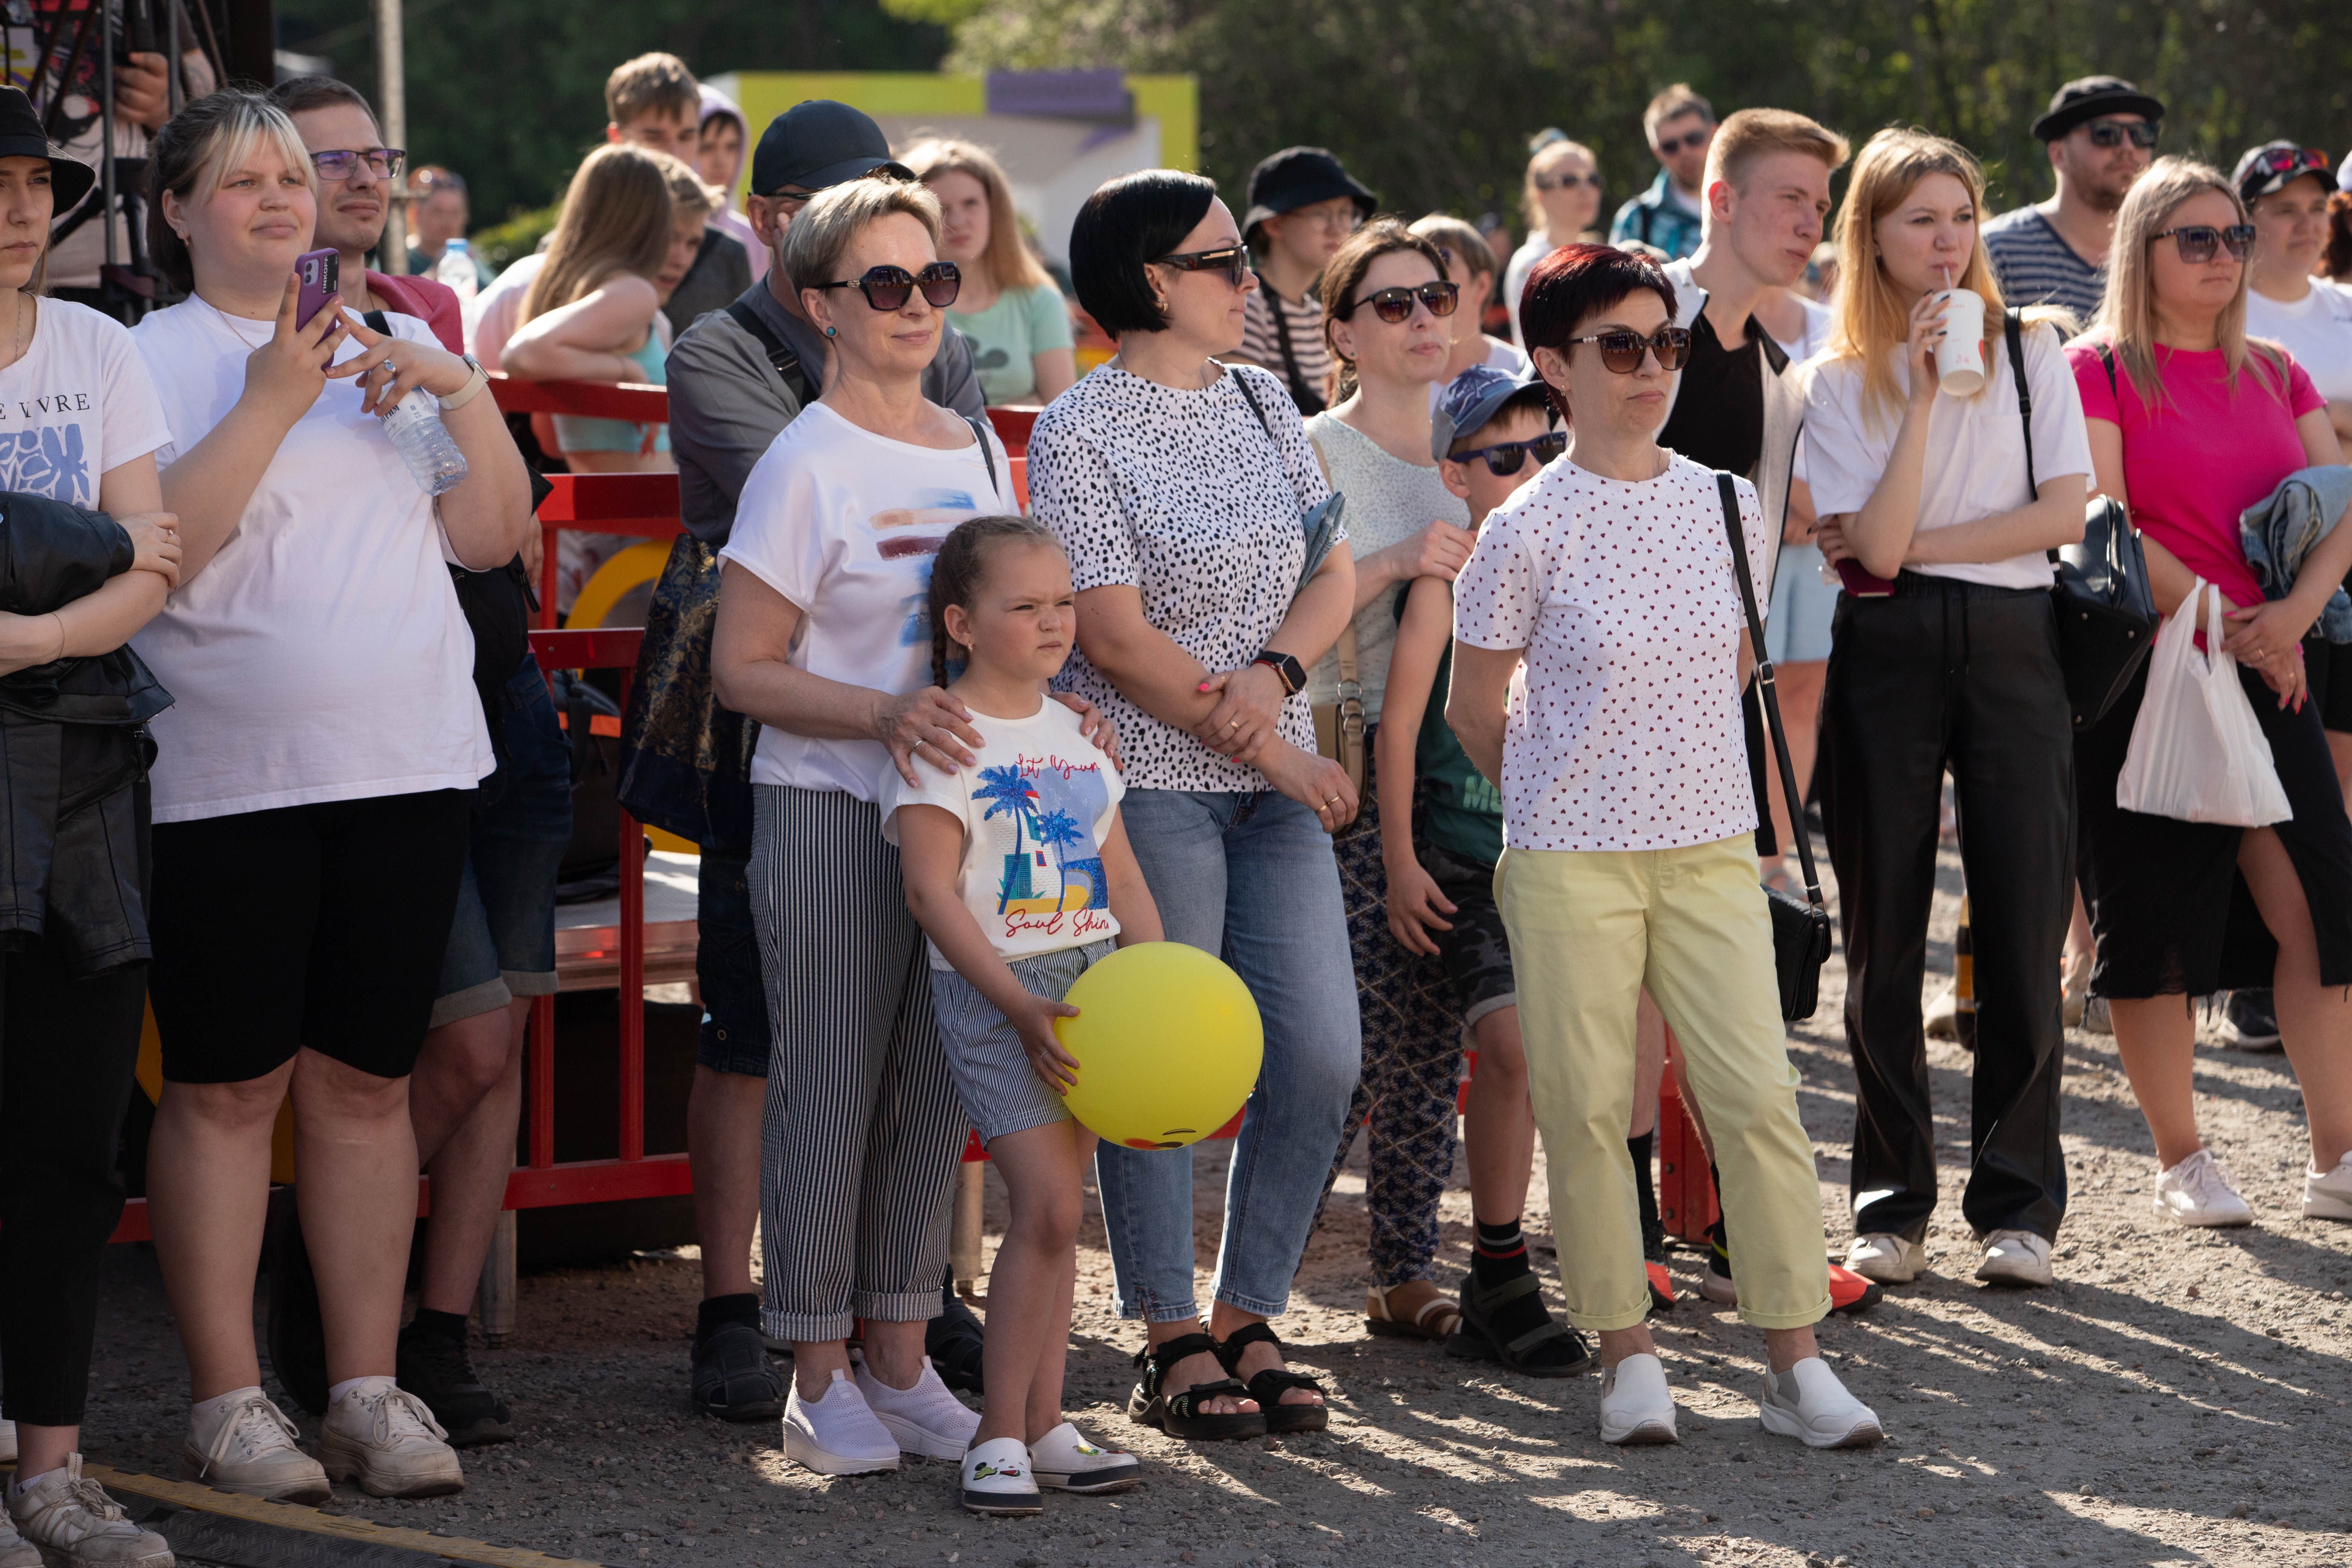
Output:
[438, 354, 490, 412]
[1251, 649, 1306, 695]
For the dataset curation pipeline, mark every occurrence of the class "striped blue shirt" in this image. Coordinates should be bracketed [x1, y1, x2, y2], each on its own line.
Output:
[1983, 206, 2105, 324]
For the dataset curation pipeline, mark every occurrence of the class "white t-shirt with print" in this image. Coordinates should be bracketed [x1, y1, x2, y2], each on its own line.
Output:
[2247, 281, 2352, 405]
[132, 300, 492, 824]
[1801, 317, 2092, 591]
[0, 300, 171, 504]
[1452, 452, 1770, 854]
[719, 401, 1015, 801]
[879, 698, 1125, 969]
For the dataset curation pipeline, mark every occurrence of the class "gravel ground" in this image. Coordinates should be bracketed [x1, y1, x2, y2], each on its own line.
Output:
[76, 843, 2352, 1568]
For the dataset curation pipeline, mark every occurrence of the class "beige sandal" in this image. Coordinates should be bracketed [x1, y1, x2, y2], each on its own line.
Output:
[1364, 1280, 1462, 1341]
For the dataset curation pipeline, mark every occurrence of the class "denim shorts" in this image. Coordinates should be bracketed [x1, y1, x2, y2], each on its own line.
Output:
[432, 651, 573, 1027]
[694, 844, 773, 1075]
[929, 939, 1114, 1144]
[1422, 840, 1515, 1029]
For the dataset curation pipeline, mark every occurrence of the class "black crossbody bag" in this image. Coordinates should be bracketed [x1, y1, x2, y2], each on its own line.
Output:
[1717, 472, 1832, 1021]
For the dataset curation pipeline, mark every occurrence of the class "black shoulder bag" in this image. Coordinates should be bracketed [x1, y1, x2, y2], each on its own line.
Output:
[1255, 280, 1328, 416]
[1717, 472, 1832, 1021]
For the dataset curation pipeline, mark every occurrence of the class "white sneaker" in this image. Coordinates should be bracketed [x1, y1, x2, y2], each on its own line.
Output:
[1759, 1357, 1883, 1449]
[1597, 1353, 1678, 1445]
[316, 1381, 464, 1499]
[959, 1437, 1041, 1517]
[1029, 1421, 1141, 1493]
[853, 1354, 979, 1461]
[782, 1368, 899, 1476]
[179, 1388, 330, 1503]
[1844, 1232, 1925, 1284]
[0, 1519, 35, 1568]
[6, 1454, 173, 1566]
[2154, 1149, 2254, 1227]
[1974, 1229, 2055, 1287]
[2305, 1153, 2352, 1221]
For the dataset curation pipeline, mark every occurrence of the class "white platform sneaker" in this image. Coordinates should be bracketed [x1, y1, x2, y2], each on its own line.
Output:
[1759, 1357, 1883, 1449]
[1598, 1353, 1678, 1446]
[7, 1454, 173, 1567]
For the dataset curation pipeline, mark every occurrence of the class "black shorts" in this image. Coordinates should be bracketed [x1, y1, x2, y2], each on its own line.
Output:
[2300, 629, 2352, 735]
[1421, 840, 1515, 1026]
[150, 789, 475, 1084]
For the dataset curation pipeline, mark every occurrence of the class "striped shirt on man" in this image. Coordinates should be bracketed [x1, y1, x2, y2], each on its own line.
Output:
[1983, 206, 2106, 324]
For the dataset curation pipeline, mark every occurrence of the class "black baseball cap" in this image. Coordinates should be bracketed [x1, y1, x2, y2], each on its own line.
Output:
[1241, 146, 1375, 242]
[2031, 76, 2165, 142]
[749, 99, 913, 197]
[0, 86, 93, 212]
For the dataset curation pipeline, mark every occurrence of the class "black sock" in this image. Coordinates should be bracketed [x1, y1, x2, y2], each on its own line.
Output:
[406, 1308, 469, 1343]
[696, 1292, 761, 1345]
[1473, 1217, 1529, 1285]
[1707, 1163, 1732, 1277]
[1469, 1218, 1580, 1366]
[1629, 1130, 1660, 1247]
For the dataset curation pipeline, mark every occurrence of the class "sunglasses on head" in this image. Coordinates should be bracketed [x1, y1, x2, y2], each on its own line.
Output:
[816, 262, 962, 311]
[1154, 244, 1250, 288]
[310, 147, 405, 181]
[1654, 127, 1710, 156]
[2153, 224, 2256, 264]
[1533, 170, 1604, 192]
[2083, 119, 2160, 150]
[1568, 325, 1692, 373]
[1348, 280, 1459, 324]
[1452, 431, 1567, 477]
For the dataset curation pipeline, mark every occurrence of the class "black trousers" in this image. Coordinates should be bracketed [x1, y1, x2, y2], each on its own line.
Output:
[0, 947, 149, 1427]
[1816, 577, 2074, 1243]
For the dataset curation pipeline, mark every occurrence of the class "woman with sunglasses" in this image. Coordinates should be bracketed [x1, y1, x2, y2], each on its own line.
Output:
[1804, 130, 2089, 1291]
[2066, 157, 2352, 1230]
[711, 173, 1016, 1475]
[1448, 242, 1880, 1449]
[1502, 132, 1603, 352]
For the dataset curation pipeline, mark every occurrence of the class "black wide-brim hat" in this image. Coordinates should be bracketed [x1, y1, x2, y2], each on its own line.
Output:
[0, 86, 95, 214]
[2030, 75, 2165, 142]
[1241, 146, 1376, 241]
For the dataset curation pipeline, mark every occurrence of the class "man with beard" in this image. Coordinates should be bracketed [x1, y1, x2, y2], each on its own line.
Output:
[1983, 76, 2164, 322]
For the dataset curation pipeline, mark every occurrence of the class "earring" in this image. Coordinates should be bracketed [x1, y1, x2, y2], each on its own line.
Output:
[824, 325, 836, 338]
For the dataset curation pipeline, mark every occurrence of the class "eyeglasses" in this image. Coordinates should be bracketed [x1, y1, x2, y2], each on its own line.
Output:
[1533, 170, 1604, 192]
[1346, 281, 1459, 324]
[1153, 244, 1250, 288]
[1289, 204, 1363, 234]
[816, 262, 962, 310]
[2082, 119, 2160, 150]
[2152, 224, 2256, 264]
[1567, 325, 1692, 372]
[1653, 127, 1711, 156]
[309, 147, 404, 181]
[1451, 432, 1567, 476]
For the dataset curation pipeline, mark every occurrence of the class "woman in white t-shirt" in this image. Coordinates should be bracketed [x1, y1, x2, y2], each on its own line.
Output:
[1803, 131, 2088, 1293]
[130, 90, 533, 1505]
[1449, 240, 1879, 1452]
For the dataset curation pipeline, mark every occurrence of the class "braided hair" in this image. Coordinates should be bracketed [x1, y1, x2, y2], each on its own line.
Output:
[927, 514, 1067, 689]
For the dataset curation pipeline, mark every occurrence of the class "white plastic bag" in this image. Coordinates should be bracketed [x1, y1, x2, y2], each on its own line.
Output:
[2116, 580, 2292, 827]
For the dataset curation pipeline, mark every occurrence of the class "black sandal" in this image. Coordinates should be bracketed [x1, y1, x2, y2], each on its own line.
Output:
[925, 1280, 986, 1395]
[1127, 1332, 1267, 1441]
[1446, 1271, 1592, 1378]
[1213, 1322, 1329, 1434]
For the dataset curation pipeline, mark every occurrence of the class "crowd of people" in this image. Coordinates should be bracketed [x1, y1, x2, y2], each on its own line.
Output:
[2, 38, 2352, 1562]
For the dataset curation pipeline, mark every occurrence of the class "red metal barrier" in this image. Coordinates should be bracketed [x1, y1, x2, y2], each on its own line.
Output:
[488, 372, 668, 424]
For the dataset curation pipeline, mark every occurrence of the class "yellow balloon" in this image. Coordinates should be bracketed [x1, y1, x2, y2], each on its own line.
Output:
[1053, 942, 1264, 1149]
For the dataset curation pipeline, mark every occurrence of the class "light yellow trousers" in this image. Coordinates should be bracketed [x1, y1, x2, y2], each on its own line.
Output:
[1497, 833, 1831, 1332]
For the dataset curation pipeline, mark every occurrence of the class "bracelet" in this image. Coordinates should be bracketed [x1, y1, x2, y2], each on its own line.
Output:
[47, 611, 64, 663]
[438, 354, 489, 411]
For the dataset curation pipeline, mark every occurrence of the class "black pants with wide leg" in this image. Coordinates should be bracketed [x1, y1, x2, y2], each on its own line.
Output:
[1816, 574, 2075, 1244]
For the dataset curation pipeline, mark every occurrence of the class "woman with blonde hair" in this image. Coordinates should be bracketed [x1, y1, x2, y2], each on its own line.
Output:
[1501, 131, 1603, 350]
[905, 136, 1075, 405]
[1805, 128, 2091, 1290]
[2066, 157, 2352, 1229]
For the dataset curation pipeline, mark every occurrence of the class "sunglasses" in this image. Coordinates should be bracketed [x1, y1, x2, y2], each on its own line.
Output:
[2083, 119, 2160, 150]
[1154, 244, 1250, 288]
[1348, 280, 1460, 324]
[1568, 325, 1692, 372]
[1533, 170, 1604, 192]
[2152, 224, 2256, 264]
[309, 147, 405, 181]
[1452, 432, 1568, 477]
[816, 262, 962, 311]
[1654, 127, 1711, 156]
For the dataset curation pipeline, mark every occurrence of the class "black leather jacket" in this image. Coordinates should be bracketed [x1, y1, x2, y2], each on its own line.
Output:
[0, 492, 173, 976]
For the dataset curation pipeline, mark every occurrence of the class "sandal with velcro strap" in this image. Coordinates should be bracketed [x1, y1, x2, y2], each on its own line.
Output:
[1212, 1321, 1329, 1434]
[1446, 1269, 1593, 1379]
[1126, 1331, 1267, 1441]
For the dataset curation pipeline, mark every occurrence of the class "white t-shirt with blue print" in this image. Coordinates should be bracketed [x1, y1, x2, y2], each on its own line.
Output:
[0, 298, 171, 506]
[719, 400, 1015, 801]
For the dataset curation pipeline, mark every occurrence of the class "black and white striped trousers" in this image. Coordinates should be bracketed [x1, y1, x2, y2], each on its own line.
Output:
[752, 784, 965, 1343]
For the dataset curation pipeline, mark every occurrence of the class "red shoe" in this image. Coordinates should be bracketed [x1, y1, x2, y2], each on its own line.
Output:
[1698, 1256, 1884, 1314]
[1646, 1261, 1675, 1312]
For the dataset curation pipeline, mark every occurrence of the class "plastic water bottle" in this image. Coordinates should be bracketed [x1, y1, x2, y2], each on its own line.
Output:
[380, 389, 469, 496]
[435, 236, 478, 304]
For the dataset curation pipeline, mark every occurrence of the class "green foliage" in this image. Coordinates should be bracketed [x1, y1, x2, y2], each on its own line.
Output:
[467, 200, 561, 272]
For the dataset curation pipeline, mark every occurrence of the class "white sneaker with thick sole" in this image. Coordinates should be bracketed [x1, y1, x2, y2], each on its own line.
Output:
[0, 1519, 35, 1568]
[1759, 1357, 1883, 1449]
[1974, 1229, 2055, 1287]
[7, 1454, 174, 1567]
[1598, 1353, 1678, 1446]
[1844, 1232, 1925, 1285]
[1029, 1422, 1141, 1492]
[2305, 1153, 2352, 1221]
[2153, 1149, 2254, 1227]
[853, 1355, 979, 1461]
[179, 1388, 329, 1504]
[317, 1382, 464, 1499]
[782, 1369, 899, 1476]
[959, 1438, 1041, 1516]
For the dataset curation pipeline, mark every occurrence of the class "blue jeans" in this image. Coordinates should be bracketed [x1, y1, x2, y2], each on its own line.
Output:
[1096, 789, 1361, 1321]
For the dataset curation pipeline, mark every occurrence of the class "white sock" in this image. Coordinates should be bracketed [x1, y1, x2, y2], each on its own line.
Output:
[327, 1376, 397, 1408]
[190, 1386, 264, 1444]
[11, 1468, 60, 1497]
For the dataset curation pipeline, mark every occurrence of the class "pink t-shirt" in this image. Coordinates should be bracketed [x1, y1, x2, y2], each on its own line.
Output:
[2068, 337, 2323, 611]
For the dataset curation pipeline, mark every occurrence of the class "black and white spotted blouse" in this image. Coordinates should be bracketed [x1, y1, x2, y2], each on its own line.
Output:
[1029, 362, 1337, 793]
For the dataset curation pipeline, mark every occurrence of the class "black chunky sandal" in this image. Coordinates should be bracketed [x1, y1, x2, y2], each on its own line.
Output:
[1446, 1271, 1592, 1378]
[1213, 1322, 1329, 1434]
[1127, 1332, 1267, 1441]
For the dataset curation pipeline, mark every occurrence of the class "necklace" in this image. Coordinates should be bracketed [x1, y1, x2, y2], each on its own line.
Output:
[5, 293, 24, 369]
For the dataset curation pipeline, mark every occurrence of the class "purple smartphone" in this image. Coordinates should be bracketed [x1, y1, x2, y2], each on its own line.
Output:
[1835, 558, 1897, 597]
[294, 248, 340, 329]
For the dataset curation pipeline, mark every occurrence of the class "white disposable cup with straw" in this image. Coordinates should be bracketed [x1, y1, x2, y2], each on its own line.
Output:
[1932, 266, 1986, 394]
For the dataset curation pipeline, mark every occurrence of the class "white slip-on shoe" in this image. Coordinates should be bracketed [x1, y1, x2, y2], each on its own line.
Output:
[2153, 1149, 2254, 1228]
[1759, 1357, 1883, 1449]
[1597, 1353, 1678, 1446]
[178, 1388, 330, 1504]
[1843, 1232, 1925, 1285]
[1029, 1422, 1142, 1493]
[6, 1454, 174, 1567]
[316, 1381, 464, 1499]
[853, 1355, 980, 1462]
[782, 1369, 899, 1476]
[1974, 1229, 2055, 1287]
[0, 1517, 37, 1568]
[2304, 1153, 2352, 1221]
[960, 1437, 1042, 1516]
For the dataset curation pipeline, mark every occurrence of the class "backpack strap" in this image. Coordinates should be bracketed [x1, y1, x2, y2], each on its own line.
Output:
[2004, 308, 2064, 576]
[2095, 339, 2119, 397]
[963, 415, 1001, 504]
[363, 308, 391, 334]
[726, 297, 815, 406]
[1231, 364, 1274, 442]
